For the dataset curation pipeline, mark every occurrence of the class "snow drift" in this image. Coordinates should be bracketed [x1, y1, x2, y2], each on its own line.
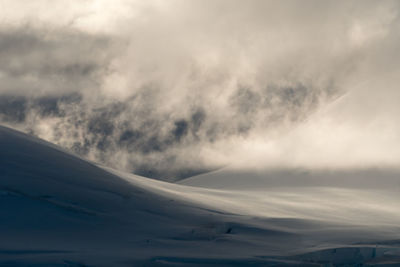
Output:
[1, 125, 400, 266]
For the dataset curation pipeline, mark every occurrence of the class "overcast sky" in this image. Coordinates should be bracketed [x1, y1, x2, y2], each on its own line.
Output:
[1, 0, 400, 179]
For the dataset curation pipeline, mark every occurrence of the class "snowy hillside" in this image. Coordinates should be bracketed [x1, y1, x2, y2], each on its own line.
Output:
[1, 125, 400, 266]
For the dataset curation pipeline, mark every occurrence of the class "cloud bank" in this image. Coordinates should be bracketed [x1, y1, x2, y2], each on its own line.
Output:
[1, 0, 400, 179]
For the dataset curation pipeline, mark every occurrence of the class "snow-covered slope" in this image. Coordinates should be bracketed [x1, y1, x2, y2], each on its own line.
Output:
[1, 125, 400, 266]
[180, 166, 400, 191]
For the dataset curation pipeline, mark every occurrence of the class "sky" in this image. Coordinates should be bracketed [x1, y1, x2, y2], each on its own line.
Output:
[1, 0, 400, 180]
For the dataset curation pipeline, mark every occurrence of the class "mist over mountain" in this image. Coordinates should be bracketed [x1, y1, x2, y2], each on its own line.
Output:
[2, 1, 400, 265]
[1, 0, 400, 178]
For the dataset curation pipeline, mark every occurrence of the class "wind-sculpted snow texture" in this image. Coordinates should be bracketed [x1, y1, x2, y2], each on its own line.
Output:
[1, 125, 400, 266]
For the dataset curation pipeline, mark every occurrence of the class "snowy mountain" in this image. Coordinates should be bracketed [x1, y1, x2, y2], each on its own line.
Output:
[1, 125, 400, 266]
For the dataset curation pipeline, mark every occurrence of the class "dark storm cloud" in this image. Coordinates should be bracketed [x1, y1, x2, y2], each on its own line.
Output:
[0, 95, 27, 123]
[36, 93, 82, 117]
[227, 82, 324, 137]
[0, 81, 325, 180]
[0, 93, 82, 122]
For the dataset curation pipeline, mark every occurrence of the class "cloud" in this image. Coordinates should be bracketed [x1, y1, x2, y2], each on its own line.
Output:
[1, 1, 400, 179]
[0, 26, 112, 97]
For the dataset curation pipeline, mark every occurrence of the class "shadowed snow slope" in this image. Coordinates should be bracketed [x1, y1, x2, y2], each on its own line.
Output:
[1, 125, 400, 266]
